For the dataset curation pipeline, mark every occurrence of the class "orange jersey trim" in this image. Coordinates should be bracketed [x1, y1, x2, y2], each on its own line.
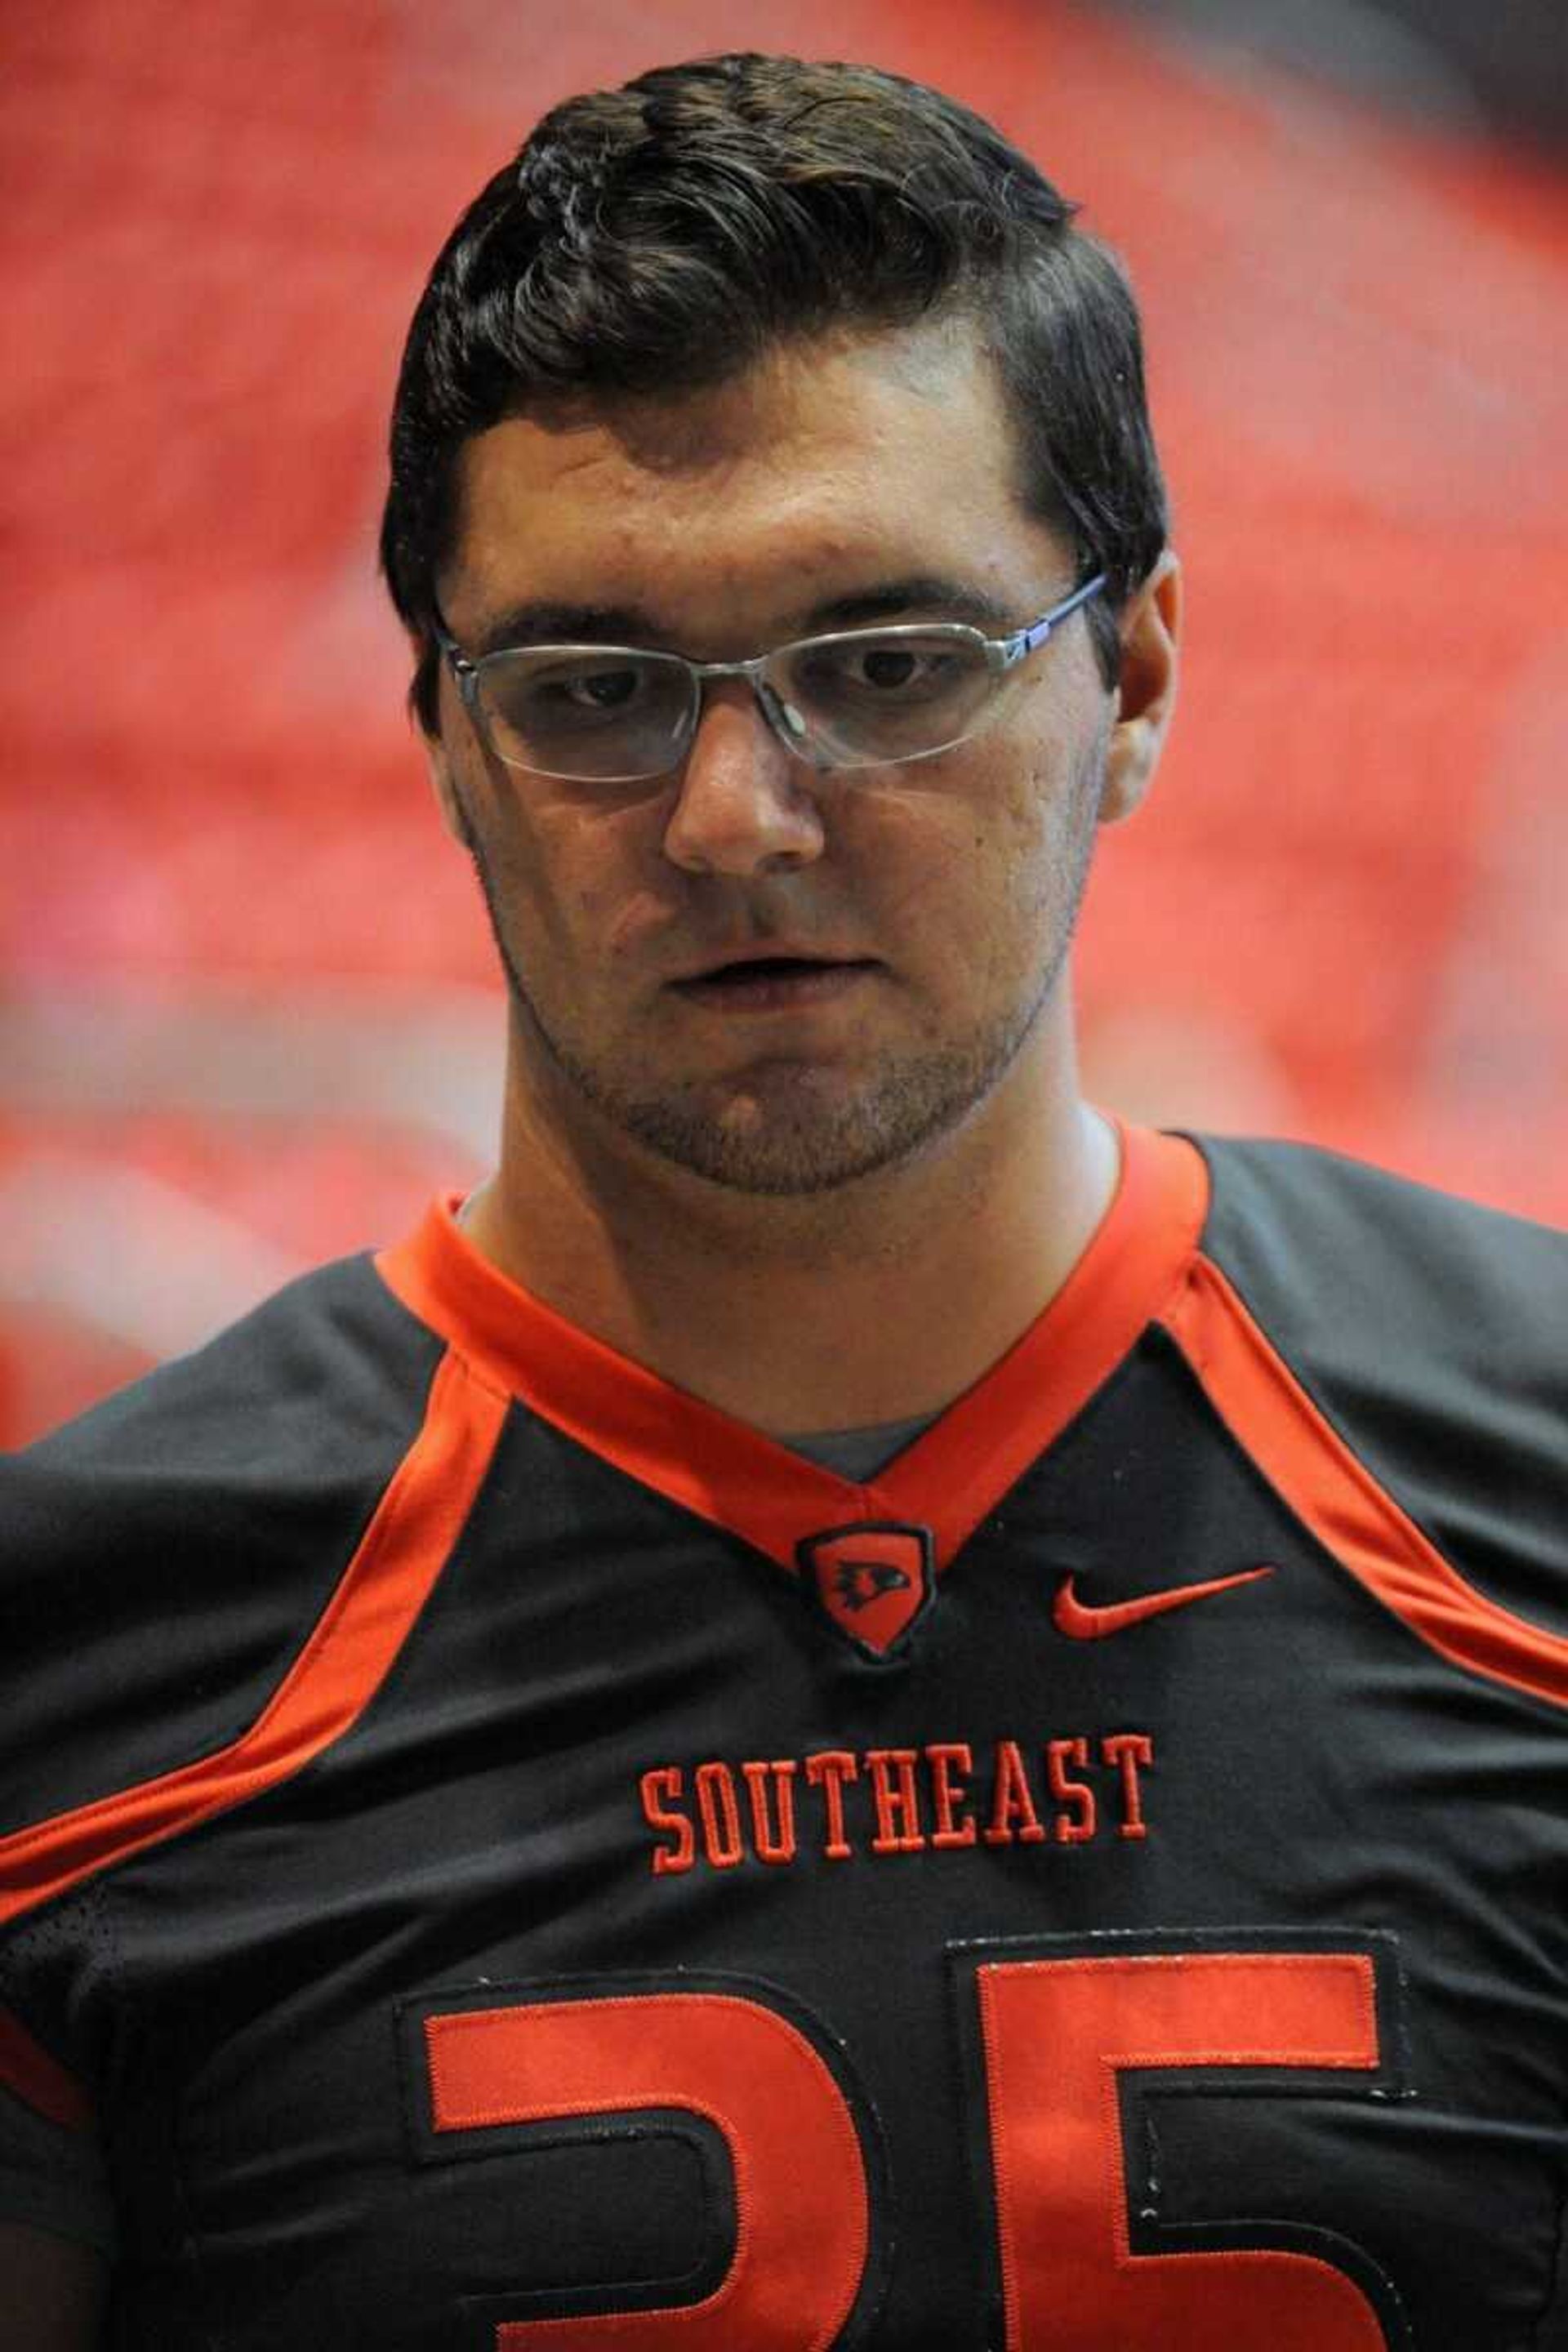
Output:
[0, 2003, 91, 2128]
[1163, 1252, 1568, 1711]
[0, 1350, 509, 1934]
[375, 1123, 1211, 1578]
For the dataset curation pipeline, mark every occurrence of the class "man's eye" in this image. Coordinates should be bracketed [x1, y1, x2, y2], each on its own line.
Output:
[817, 640, 966, 702]
[547, 666, 643, 711]
[858, 646, 923, 690]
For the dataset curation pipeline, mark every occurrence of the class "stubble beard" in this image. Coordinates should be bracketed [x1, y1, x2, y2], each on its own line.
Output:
[467, 760, 1101, 1200]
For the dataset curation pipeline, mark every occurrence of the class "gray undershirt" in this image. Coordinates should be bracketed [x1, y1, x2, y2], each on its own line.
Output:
[782, 1411, 942, 1482]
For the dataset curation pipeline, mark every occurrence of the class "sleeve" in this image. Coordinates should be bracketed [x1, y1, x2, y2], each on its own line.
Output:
[0, 2011, 116, 2255]
[0, 1253, 445, 2270]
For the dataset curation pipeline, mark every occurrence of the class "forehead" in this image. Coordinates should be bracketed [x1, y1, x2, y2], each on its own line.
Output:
[441, 319, 1064, 644]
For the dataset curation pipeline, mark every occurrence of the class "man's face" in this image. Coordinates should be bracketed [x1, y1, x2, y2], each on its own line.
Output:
[430, 317, 1169, 1196]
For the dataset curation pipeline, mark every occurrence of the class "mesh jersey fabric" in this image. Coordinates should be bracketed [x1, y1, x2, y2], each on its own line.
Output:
[2, 1123, 1567, 2350]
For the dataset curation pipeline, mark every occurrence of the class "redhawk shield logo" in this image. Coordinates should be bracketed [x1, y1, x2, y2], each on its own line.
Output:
[797, 1523, 936, 1661]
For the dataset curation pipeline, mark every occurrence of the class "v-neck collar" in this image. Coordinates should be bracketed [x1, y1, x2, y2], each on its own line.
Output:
[375, 1121, 1209, 1577]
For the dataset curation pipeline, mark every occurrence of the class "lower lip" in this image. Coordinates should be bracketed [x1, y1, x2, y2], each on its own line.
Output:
[672, 961, 876, 1012]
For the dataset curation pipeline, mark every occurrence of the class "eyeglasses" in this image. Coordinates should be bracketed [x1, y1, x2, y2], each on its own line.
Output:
[432, 574, 1106, 784]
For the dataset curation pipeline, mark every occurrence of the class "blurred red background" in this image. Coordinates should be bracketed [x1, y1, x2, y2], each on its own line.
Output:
[3, 0, 1566, 1443]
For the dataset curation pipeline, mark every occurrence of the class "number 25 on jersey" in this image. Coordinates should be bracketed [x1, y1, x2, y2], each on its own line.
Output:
[410, 1933, 1408, 2350]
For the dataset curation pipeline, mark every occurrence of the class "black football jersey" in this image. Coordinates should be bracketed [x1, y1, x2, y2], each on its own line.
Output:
[3, 1125, 1568, 2350]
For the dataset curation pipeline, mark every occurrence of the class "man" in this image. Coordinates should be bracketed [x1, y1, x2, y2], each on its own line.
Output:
[2, 50, 1566, 2351]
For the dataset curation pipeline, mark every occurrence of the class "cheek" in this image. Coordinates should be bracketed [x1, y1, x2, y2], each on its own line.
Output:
[947, 745, 1102, 980]
[860, 780, 1049, 1004]
[941, 750, 1074, 899]
[479, 791, 671, 974]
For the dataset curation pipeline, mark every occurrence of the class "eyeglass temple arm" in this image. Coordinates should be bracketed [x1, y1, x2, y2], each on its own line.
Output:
[430, 607, 479, 684]
[1006, 572, 1107, 663]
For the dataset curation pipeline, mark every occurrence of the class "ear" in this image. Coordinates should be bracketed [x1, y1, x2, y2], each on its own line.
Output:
[1098, 550, 1182, 826]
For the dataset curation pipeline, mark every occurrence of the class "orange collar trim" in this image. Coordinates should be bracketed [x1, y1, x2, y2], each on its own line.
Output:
[374, 1121, 1209, 1576]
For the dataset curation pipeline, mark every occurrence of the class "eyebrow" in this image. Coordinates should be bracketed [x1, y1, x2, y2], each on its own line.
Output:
[804, 576, 1016, 633]
[467, 601, 657, 657]
[464, 574, 1018, 657]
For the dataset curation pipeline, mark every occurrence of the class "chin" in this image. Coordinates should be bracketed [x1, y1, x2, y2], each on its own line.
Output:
[617, 1076, 982, 1198]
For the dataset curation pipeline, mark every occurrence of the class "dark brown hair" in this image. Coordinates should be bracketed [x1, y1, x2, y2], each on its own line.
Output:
[381, 52, 1168, 728]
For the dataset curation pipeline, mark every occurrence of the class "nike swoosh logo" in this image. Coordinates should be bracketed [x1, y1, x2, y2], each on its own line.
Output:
[1053, 1564, 1276, 1641]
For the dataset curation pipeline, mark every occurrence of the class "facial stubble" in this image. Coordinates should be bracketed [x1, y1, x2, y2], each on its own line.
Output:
[464, 740, 1107, 1199]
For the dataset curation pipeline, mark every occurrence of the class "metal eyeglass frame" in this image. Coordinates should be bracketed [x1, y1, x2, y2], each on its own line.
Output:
[430, 572, 1107, 782]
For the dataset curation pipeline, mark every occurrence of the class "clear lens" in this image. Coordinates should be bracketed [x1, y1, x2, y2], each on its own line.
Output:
[476, 648, 697, 781]
[466, 625, 1002, 780]
[772, 627, 996, 768]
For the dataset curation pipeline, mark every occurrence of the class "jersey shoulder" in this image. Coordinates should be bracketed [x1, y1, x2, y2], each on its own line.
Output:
[1193, 1132, 1568, 1361]
[1, 1250, 447, 1833]
[1190, 1133, 1568, 1628]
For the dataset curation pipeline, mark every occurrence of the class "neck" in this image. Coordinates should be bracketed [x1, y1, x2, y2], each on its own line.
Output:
[462, 995, 1117, 1436]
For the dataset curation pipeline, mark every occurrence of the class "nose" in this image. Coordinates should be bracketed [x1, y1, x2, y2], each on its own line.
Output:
[661, 684, 826, 879]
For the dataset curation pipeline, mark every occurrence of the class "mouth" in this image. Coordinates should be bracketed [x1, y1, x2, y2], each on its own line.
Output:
[669, 953, 880, 1011]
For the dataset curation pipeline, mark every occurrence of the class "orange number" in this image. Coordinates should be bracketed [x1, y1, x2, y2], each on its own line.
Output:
[419, 1945, 1403, 2347]
[423, 1987, 871, 2350]
[975, 1948, 1395, 2350]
